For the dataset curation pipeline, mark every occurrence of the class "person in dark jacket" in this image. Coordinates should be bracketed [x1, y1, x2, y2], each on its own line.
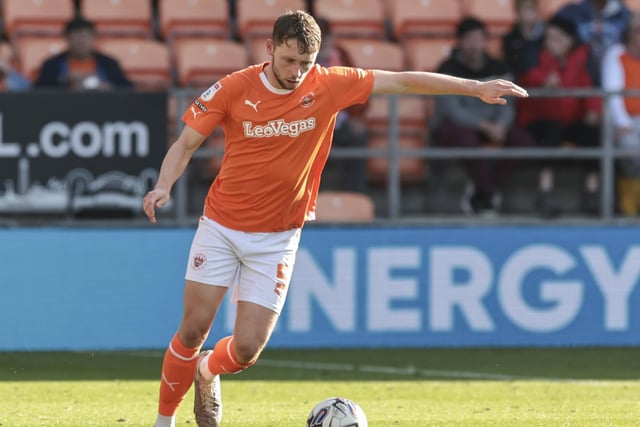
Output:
[502, 0, 545, 78]
[431, 17, 534, 215]
[35, 16, 132, 90]
[518, 14, 602, 217]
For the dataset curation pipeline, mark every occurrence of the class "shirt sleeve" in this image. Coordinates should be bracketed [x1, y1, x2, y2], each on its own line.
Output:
[324, 66, 375, 111]
[181, 79, 228, 136]
[601, 44, 633, 129]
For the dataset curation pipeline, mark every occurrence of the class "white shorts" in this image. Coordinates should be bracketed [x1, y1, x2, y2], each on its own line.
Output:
[185, 216, 302, 314]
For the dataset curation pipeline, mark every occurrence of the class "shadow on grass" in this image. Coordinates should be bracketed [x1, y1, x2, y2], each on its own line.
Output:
[1, 347, 640, 382]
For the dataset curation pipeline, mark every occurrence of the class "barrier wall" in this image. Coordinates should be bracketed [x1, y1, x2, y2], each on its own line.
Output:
[1, 226, 639, 350]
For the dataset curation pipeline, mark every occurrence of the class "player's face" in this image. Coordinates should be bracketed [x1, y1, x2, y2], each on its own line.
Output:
[267, 38, 317, 90]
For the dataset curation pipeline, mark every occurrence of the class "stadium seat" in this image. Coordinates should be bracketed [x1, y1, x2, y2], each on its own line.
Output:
[96, 38, 171, 89]
[337, 39, 405, 71]
[3, 0, 74, 40]
[313, 0, 386, 39]
[404, 38, 454, 72]
[461, 0, 516, 36]
[388, 0, 463, 40]
[539, 0, 577, 18]
[173, 38, 249, 87]
[364, 96, 429, 135]
[248, 38, 271, 64]
[314, 191, 375, 223]
[81, 0, 153, 38]
[158, 0, 231, 41]
[625, 0, 640, 11]
[17, 36, 68, 81]
[236, 0, 306, 41]
[368, 134, 427, 184]
[0, 42, 16, 66]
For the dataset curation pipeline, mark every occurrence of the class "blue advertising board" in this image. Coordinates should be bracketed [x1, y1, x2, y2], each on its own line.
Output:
[0, 226, 639, 350]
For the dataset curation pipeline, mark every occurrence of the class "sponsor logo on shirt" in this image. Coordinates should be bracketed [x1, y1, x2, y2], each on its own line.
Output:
[200, 81, 222, 102]
[243, 118, 316, 138]
[194, 99, 208, 113]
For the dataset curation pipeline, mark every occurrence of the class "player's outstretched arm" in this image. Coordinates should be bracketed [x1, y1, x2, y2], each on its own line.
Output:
[143, 125, 207, 224]
[371, 70, 528, 104]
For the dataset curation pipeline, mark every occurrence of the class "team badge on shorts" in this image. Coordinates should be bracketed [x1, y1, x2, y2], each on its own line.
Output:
[192, 253, 207, 270]
[299, 92, 316, 108]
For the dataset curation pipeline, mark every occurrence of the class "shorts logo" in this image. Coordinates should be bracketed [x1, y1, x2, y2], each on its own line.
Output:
[299, 92, 315, 108]
[192, 253, 207, 270]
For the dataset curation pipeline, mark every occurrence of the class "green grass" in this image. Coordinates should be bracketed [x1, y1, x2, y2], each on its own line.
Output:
[1, 348, 640, 426]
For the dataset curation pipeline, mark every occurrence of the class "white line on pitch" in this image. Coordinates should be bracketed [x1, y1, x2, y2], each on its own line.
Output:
[258, 358, 520, 380]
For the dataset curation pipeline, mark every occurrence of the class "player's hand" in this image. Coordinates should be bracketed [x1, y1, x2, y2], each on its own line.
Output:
[143, 188, 170, 224]
[477, 79, 528, 105]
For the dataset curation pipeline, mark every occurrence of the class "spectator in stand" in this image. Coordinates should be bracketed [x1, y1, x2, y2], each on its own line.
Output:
[518, 15, 602, 217]
[431, 17, 535, 215]
[35, 16, 132, 90]
[0, 55, 30, 91]
[555, 0, 631, 84]
[602, 11, 640, 216]
[503, 0, 546, 78]
[315, 17, 369, 193]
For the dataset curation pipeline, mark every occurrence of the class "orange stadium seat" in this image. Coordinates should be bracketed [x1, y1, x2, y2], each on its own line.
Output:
[313, 0, 386, 39]
[337, 39, 405, 71]
[173, 38, 249, 87]
[625, 0, 640, 11]
[388, 0, 464, 40]
[3, 0, 74, 40]
[539, 0, 577, 18]
[368, 135, 427, 185]
[236, 0, 306, 40]
[461, 0, 516, 36]
[314, 191, 375, 223]
[158, 0, 231, 41]
[248, 38, 271, 64]
[81, 0, 153, 38]
[364, 96, 430, 135]
[17, 37, 68, 81]
[404, 38, 454, 72]
[96, 38, 171, 89]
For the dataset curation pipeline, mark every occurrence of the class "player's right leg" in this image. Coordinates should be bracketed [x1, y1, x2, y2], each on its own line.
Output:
[154, 280, 227, 427]
[155, 216, 240, 427]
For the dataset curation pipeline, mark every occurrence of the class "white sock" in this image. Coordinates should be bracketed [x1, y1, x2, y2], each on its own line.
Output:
[539, 168, 553, 192]
[198, 352, 215, 381]
[154, 414, 176, 427]
[585, 172, 599, 193]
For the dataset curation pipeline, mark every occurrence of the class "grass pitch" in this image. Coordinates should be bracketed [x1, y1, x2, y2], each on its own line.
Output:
[1, 347, 639, 426]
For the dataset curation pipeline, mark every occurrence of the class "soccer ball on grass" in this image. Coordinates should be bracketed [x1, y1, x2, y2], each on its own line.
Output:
[306, 397, 368, 427]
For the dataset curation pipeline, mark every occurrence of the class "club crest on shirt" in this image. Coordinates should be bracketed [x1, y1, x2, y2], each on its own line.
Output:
[299, 92, 315, 108]
[192, 253, 207, 270]
[200, 81, 222, 102]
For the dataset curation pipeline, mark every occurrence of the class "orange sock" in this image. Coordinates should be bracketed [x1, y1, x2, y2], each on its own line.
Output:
[158, 334, 200, 416]
[204, 336, 254, 376]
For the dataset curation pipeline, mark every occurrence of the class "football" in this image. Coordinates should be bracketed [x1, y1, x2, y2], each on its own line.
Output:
[306, 397, 368, 427]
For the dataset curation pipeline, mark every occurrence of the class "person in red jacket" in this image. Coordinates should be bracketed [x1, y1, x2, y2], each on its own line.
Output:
[518, 14, 602, 217]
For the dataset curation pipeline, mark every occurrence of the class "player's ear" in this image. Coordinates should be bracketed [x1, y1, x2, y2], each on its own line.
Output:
[266, 39, 274, 56]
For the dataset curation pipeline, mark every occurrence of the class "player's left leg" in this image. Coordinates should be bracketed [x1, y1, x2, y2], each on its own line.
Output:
[194, 226, 300, 426]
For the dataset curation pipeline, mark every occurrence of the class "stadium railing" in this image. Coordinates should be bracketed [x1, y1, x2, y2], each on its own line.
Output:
[169, 87, 640, 225]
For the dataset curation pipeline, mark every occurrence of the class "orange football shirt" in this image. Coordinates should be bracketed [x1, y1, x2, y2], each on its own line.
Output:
[182, 63, 375, 232]
[621, 52, 640, 116]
